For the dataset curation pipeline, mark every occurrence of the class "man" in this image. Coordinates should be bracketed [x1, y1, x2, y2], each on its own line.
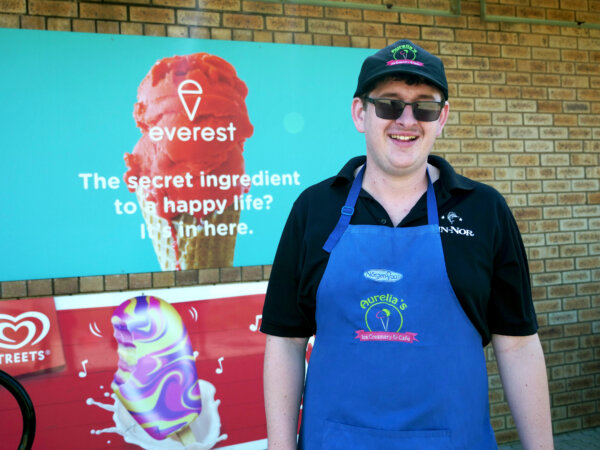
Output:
[261, 40, 553, 449]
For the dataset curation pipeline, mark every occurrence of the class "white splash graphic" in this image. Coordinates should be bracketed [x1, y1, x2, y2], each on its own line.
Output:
[88, 380, 227, 449]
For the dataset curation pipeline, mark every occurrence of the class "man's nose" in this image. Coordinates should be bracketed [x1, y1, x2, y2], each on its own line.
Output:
[395, 104, 418, 125]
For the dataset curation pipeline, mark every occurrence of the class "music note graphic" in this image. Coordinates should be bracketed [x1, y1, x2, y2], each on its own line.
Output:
[79, 359, 89, 378]
[215, 357, 224, 374]
[249, 314, 262, 332]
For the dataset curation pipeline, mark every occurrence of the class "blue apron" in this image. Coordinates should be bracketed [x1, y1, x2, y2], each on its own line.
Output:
[299, 166, 497, 449]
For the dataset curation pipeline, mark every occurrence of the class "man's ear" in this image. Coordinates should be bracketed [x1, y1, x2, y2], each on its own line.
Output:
[436, 102, 450, 137]
[351, 97, 366, 133]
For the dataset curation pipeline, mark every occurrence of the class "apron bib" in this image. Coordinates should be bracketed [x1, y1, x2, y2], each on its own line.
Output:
[299, 167, 497, 449]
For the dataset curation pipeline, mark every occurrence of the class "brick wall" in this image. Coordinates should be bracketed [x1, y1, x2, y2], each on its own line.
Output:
[1, 0, 599, 443]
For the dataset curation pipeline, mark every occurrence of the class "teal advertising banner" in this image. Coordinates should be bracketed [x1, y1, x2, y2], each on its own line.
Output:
[1, 29, 371, 281]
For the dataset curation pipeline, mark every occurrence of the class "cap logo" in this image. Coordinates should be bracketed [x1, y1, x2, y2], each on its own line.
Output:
[387, 43, 424, 67]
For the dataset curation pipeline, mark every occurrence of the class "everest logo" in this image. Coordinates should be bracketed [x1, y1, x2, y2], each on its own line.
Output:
[0, 311, 50, 350]
[178, 79, 203, 121]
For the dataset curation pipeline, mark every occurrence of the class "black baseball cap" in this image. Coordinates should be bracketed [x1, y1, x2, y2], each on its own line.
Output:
[354, 39, 448, 100]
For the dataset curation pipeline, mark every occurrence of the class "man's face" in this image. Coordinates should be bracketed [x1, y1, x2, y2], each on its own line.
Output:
[351, 79, 449, 179]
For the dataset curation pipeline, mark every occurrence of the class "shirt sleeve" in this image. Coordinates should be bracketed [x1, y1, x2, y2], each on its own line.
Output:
[487, 198, 539, 337]
[260, 198, 316, 337]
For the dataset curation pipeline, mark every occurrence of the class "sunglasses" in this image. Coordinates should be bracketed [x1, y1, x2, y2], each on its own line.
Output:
[365, 97, 445, 122]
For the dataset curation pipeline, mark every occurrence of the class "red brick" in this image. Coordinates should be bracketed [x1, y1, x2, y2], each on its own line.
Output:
[20, 15, 45, 29]
[152, 271, 175, 288]
[242, 265, 263, 281]
[198, 0, 239, 10]
[243, 1, 282, 14]
[324, 7, 360, 21]
[0, 0, 25, 14]
[220, 267, 241, 283]
[29, 0, 76, 17]
[80, 3, 127, 21]
[154, 0, 195, 6]
[284, 4, 322, 17]
[308, 19, 345, 35]
[211, 28, 232, 40]
[0, 13, 19, 27]
[129, 273, 152, 289]
[175, 270, 198, 286]
[266, 16, 305, 32]
[363, 9, 398, 23]
[105, 274, 128, 291]
[348, 21, 383, 37]
[1, 281, 27, 298]
[72, 19, 95, 33]
[177, 11, 220, 27]
[27, 279, 52, 297]
[223, 13, 263, 29]
[130, 6, 174, 24]
[142, 23, 164, 36]
[80, 276, 103, 293]
[54, 277, 78, 295]
[421, 26, 454, 41]
[47, 17, 70, 31]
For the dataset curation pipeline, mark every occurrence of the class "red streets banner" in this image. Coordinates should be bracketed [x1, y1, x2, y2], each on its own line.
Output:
[0, 284, 271, 449]
[0, 297, 66, 376]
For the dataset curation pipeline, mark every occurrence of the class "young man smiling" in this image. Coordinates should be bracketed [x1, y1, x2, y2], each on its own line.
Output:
[261, 40, 553, 449]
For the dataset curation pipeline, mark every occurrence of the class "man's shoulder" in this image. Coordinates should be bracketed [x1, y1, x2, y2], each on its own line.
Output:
[294, 156, 365, 207]
[431, 154, 509, 207]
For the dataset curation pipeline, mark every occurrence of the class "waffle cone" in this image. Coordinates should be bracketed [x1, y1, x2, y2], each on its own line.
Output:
[136, 188, 240, 270]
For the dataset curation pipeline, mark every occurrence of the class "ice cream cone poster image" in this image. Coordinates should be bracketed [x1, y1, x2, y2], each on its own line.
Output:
[124, 54, 254, 270]
[108, 295, 226, 448]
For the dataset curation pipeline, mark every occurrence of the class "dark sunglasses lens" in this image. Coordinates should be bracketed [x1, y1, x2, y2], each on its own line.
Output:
[413, 102, 443, 122]
[373, 100, 402, 120]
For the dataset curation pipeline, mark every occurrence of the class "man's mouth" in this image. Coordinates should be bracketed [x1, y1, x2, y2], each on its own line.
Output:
[390, 134, 418, 142]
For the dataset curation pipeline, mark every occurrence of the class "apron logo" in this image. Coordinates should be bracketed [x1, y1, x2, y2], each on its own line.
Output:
[356, 294, 418, 343]
[363, 269, 403, 283]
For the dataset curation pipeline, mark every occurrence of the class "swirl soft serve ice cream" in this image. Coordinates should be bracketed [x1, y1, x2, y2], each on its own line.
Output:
[124, 53, 253, 270]
[111, 295, 202, 441]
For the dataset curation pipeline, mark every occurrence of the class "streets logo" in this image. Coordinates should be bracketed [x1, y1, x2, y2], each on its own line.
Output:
[0, 297, 65, 376]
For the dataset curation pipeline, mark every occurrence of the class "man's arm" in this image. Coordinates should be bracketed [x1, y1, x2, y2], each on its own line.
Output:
[492, 333, 554, 449]
[264, 335, 310, 450]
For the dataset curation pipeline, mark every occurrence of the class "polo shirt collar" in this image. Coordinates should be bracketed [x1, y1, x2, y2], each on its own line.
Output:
[332, 154, 476, 194]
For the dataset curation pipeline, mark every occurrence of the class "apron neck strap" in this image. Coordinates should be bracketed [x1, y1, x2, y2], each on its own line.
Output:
[426, 170, 438, 226]
[322, 164, 438, 254]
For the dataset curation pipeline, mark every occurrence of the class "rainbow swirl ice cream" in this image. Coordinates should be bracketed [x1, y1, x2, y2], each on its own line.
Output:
[111, 295, 201, 441]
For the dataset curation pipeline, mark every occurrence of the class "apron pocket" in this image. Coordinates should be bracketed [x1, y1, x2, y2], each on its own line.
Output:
[322, 420, 451, 450]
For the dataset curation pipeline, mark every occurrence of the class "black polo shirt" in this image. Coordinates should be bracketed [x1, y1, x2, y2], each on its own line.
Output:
[261, 155, 538, 346]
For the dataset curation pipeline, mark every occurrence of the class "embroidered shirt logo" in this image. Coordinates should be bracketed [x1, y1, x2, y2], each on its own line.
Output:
[364, 269, 403, 283]
[355, 293, 418, 343]
[387, 43, 424, 67]
[440, 211, 475, 237]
